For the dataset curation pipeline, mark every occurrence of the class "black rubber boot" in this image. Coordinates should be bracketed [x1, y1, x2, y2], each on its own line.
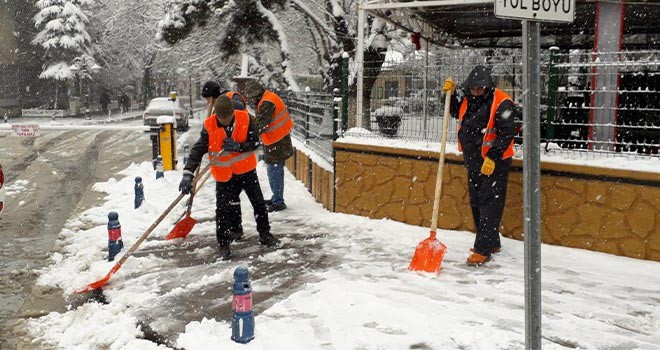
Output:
[259, 232, 281, 247]
[229, 230, 244, 242]
[266, 202, 287, 212]
[219, 242, 231, 260]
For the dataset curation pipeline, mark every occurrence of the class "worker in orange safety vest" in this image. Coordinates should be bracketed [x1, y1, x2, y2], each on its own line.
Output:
[180, 96, 280, 260]
[443, 65, 518, 267]
[239, 77, 294, 213]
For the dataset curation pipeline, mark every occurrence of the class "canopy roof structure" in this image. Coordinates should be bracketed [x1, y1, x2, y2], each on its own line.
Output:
[363, 0, 660, 49]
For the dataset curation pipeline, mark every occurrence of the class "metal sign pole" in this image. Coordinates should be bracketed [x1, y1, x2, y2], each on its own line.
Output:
[356, 0, 366, 129]
[522, 20, 542, 350]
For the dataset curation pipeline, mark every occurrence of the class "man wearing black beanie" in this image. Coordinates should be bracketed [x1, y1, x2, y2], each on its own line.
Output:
[201, 81, 222, 118]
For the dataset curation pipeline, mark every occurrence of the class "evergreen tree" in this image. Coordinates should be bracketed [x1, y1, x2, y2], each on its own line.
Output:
[32, 0, 95, 80]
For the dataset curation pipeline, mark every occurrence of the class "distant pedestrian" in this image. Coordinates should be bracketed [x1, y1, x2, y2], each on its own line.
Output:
[119, 93, 130, 113]
[239, 77, 294, 212]
[443, 65, 516, 266]
[179, 96, 280, 260]
[100, 91, 110, 115]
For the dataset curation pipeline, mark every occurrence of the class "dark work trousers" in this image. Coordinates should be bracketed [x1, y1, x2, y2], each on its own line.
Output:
[467, 163, 511, 256]
[215, 170, 271, 244]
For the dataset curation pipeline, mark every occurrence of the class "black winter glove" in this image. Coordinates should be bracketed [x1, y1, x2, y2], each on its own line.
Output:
[179, 172, 194, 195]
[223, 138, 241, 152]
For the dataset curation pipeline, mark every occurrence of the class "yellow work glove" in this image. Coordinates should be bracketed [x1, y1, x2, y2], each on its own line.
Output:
[442, 78, 456, 93]
[481, 157, 495, 176]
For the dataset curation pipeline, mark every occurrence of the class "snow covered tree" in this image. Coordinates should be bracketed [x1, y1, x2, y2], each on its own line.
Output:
[32, 0, 96, 80]
[87, 0, 171, 103]
[160, 0, 301, 91]
[160, 0, 393, 127]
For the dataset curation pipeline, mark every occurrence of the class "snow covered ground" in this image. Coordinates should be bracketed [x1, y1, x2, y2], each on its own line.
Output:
[25, 126, 660, 350]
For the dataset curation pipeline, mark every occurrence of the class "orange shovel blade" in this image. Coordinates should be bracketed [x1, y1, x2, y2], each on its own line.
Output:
[166, 214, 197, 240]
[75, 264, 120, 294]
[408, 230, 447, 274]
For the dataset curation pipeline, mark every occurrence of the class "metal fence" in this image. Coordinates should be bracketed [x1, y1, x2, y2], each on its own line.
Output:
[351, 48, 659, 158]
[549, 50, 659, 155]
[286, 48, 659, 163]
[287, 91, 338, 163]
[355, 49, 528, 145]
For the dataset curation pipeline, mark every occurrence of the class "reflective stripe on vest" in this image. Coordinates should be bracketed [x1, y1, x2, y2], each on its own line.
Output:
[457, 88, 515, 160]
[264, 109, 290, 133]
[258, 90, 293, 146]
[204, 110, 257, 182]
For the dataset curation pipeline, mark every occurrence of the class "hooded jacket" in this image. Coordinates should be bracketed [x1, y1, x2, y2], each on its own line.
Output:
[449, 66, 517, 172]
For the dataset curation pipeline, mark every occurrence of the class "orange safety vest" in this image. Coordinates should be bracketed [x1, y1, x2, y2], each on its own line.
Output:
[258, 90, 293, 145]
[226, 91, 247, 110]
[204, 110, 257, 182]
[458, 88, 515, 160]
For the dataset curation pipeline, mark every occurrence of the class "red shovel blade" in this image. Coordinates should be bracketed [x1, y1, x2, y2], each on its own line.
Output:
[75, 263, 121, 294]
[408, 230, 447, 274]
[166, 214, 197, 240]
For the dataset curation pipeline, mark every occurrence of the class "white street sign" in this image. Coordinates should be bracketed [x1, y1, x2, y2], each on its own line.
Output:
[11, 124, 40, 137]
[495, 0, 575, 23]
[21, 109, 66, 117]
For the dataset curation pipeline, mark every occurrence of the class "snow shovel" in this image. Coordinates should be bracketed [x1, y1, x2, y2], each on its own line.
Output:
[165, 167, 212, 240]
[408, 87, 452, 274]
[76, 163, 211, 294]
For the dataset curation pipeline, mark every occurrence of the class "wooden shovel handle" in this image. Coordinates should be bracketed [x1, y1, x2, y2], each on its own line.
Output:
[115, 163, 210, 266]
[430, 89, 453, 232]
[186, 170, 211, 215]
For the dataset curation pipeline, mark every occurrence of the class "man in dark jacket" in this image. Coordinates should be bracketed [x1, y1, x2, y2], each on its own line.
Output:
[179, 96, 280, 259]
[443, 66, 517, 266]
[239, 78, 295, 212]
[100, 91, 110, 115]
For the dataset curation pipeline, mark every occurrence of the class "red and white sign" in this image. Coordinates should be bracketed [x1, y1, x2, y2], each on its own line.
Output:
[11, 124, 40, 137]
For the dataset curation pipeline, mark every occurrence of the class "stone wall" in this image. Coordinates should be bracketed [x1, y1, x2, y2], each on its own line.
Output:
[333, 142, 660, 262]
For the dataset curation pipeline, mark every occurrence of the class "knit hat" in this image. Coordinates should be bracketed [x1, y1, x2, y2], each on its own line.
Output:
[201, 81, 221, 98]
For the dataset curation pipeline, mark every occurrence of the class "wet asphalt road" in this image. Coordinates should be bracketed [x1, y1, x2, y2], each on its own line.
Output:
[0, 120, 151, 349]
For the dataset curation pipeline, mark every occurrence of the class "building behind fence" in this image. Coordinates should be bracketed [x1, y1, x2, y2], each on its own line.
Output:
[301, 48, 658, 158]
[284, 49, 660, 262]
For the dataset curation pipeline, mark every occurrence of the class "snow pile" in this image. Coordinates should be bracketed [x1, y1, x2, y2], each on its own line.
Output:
[25, 130, 660, 349]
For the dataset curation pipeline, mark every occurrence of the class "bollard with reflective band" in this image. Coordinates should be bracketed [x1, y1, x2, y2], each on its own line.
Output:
[155, 155, 164, 179]
[231, 267, 255, 343]
[134, 176, 144, 209]
[107, 211, 124, 261]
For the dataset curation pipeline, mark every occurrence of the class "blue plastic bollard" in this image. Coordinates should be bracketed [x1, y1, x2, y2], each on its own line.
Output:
[134, 176, 144, 209]
[155, 155, 164, 179]
[231, 267, 255, 343]
[107, 211, 124, 261]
